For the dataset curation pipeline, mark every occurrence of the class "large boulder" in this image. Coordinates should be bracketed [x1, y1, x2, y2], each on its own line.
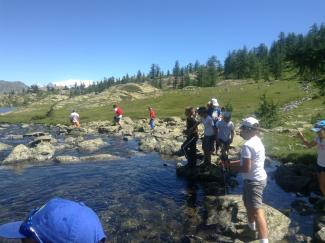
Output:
[203, 195, 290, 242]
[31, 142, 55, 161]
[3, 144, 32, 164]
[156, 139, 183, 155]
[78, 138, 106, 152]
[122, 116, 134, 125]
[138, 136, 158, 152]
[98, 126, 118, 134]
[275, 163, 316, 193]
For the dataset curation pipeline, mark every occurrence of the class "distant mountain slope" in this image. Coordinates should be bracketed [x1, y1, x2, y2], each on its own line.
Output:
[0, 80, 28, 93]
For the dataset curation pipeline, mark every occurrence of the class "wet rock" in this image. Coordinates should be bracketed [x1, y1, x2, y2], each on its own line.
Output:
[2, 144, 32, 164]
[54, 156, 80, 163]
[80, 154, 120, 161]
[156, 139, 182, 155]
[28, 135, 54, 147]
[315, 214, 325, 231]
[204, 195, 290, 242]
[0, 142, 12, 151]
[180, 235, 205, 243]
[315, 198, 325, 213]
[98, 126, 118, 134]
[122, 116, 134, 125]
[31, 142, 55, 161]
[118, 125, 134, 136]
[78, 138, 106, 152]
[138, 136, 157, 152]
[275, 164, 314, 193]
[315, 227, 325, 242]
[176, 163, 224, 182]
[64, 136, 84, 145]
[291, 199, 315, 215]
[54, 154, 120, 164]
[23, 132, 46, 137]
[67, 127, 86, 136]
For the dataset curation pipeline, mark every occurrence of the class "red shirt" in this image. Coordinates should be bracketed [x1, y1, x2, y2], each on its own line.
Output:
[149, 110, 156, 119]
[115, 107, 123, 116]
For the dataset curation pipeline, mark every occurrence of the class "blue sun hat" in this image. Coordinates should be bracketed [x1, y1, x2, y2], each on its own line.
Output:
[0, 198, 106, 243]
[312, 120, 325, 132]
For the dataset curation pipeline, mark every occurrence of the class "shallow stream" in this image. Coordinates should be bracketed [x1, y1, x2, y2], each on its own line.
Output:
[0, 123, 315, 242]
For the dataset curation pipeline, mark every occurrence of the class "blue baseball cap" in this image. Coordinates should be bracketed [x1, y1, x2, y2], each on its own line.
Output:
[312, 120, 325, 132]
[0, 198, 106, 243]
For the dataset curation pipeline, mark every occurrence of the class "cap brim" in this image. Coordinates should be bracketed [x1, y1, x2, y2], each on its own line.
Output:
[312, 128, 321, 132]
[0, 221, 25, 239]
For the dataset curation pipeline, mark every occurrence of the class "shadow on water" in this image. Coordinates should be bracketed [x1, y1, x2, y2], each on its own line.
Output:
[0, 124, 316, 242]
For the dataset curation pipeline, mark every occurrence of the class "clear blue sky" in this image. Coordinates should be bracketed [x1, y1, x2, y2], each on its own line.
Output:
[0, 0, 324, 85]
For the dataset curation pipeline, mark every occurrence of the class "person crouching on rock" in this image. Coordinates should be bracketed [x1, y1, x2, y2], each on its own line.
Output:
[69, 110, 80, 128]
[179, 107, 199, 167]
[197, 106, 216, 165]
[228, 117, 268, 243]
[297, 120, 325, 198]
[113, 103, 123, 126]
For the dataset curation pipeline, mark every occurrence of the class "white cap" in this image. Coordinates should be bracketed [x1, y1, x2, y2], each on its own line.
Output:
[211, 98, 219, 106]
[240, 117, 259, 129]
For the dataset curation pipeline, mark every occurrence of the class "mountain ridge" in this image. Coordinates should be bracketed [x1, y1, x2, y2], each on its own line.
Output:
[0, 80, 28, 93]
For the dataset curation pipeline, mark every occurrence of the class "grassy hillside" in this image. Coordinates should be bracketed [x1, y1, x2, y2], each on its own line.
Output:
[0, 79, 324, 163]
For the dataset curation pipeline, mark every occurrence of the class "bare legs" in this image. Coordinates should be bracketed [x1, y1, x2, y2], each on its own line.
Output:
[247, 208, 268, 239]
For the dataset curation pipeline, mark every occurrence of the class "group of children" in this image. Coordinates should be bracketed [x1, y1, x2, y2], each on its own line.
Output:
[178, 97, 325, 243]
[179, 98, 235, 167]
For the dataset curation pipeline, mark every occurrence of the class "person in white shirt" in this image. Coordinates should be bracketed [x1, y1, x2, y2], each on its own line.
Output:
[69, 110, 80, 128]
[229, 117, 268, 243]
[197, 106, 216, 165]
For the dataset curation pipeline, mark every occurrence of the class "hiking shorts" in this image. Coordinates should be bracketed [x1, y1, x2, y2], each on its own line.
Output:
[243, 179, 267, 209]
[202, 135, 215, 153]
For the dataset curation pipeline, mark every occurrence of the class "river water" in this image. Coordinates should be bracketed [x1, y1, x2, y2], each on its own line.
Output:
[0, 123, 315, 242]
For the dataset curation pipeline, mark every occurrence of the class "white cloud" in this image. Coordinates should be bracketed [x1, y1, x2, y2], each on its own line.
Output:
[51, 79, 94, 88]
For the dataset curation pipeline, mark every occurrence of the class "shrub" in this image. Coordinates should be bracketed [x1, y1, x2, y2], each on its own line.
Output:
[255, 93, 279, 128]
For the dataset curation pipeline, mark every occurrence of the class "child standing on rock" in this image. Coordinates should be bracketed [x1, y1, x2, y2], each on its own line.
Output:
[298, 120, 325, 197]
[228, 117, 268, 243]
[197, 106, 216, 165]
[180, 107, 199, 167]
[148, 107, 156, 129]
[215, 111, 235, 155]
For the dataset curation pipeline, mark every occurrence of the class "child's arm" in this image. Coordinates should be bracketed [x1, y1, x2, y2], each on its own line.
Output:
[230, 129, 235, 143]
[229, 159, 251, 173]
[297, 130, 317, 148]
